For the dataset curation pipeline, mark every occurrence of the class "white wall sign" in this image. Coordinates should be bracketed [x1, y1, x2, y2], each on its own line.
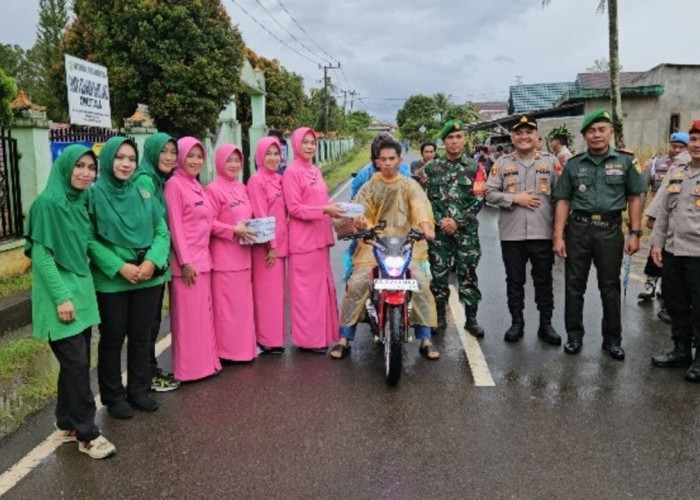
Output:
[64, 54, 112, 128]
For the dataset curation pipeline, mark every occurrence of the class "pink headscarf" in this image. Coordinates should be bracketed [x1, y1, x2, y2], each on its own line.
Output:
[214, 143, 244, 181]
[254, 136, 282, 174]
[176, 136, 206, 180]
[289, 127, 317, 168]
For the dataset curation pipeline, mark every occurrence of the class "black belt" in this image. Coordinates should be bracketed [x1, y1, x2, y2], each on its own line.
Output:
[571, 211, 621, 228]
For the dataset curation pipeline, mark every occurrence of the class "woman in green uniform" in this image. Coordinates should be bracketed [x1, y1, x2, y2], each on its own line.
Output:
[25, 144, 116, 459]
[87, 136, 170, 420]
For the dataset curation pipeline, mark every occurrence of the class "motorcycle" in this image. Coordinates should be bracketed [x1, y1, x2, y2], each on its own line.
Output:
[341, 220, 425, 386]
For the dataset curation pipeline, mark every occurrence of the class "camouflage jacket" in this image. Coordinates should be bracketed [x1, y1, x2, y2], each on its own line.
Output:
[425, 152, 484, 229]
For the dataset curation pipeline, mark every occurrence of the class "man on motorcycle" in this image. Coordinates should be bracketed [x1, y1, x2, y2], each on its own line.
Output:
[330, 137, 440, 360]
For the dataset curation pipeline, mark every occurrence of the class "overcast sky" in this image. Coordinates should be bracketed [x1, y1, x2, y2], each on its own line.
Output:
[2, 0, 699, 122]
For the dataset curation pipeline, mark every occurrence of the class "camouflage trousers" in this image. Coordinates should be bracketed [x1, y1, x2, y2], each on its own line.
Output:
[428, 226, 481, 307]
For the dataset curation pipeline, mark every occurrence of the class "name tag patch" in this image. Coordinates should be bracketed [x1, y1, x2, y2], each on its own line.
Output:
[605, 169, 624, 176]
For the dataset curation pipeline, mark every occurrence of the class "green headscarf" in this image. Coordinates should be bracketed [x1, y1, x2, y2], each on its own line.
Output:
[133, 132, 176, 212]
[24, 144, 96, 275]
[89, 136, 161, 248]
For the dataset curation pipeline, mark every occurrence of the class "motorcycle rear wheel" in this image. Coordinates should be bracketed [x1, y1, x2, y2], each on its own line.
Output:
[384, 305, 404, 386]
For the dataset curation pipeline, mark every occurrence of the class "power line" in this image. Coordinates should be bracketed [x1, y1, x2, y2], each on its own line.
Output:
[227, 0, 324, 65]
[252, 0, 333, 66]
[273, 0, 340, 65]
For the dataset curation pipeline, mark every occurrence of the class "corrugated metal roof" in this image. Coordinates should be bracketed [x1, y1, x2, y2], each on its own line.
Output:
[508, 82, 578, 114]
[576, 72, 645, 89]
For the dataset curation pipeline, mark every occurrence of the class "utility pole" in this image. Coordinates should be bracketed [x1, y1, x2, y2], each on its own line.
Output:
[320, 62, 341, 134]
[341, 90, 348, 114]
[348, 90, 358, 111]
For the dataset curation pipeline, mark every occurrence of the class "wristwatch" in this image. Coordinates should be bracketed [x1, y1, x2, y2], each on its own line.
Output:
[629, 229, 643, 237]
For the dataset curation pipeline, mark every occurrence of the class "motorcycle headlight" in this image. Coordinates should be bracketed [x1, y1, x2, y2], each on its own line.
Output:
[383, 256, 407, 277]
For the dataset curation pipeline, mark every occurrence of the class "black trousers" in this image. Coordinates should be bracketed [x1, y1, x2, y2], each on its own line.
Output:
[564, 217, 624, 344]
[49, 328, 100, 442]
[500, 239, 554, 316]
[149, 284, 166, 376]
[662, 251, 700, 344]
[97, 286, 162, 407]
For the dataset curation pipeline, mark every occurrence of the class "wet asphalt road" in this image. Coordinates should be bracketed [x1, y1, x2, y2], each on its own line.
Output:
[2, 157, 700, 499]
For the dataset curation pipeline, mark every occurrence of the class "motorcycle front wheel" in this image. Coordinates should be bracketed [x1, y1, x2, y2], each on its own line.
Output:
[384, 304, 404, 386]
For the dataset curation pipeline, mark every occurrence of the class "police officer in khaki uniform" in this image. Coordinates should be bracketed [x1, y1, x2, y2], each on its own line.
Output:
[638, 132, 690, 303]
[552, 108, 645, 360]
[650, 120, 700, 382]
[485, 115, 562, 345]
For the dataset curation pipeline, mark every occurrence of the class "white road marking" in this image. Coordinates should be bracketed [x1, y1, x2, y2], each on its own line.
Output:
[0, 334, 172, 497]
[448, 285, 495, 387]
[330, 177, 353, 202]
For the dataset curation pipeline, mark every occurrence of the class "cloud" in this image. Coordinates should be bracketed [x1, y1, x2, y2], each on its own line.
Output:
[4, 0, 700, 124]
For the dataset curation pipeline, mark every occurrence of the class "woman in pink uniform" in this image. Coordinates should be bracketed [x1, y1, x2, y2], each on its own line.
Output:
[281, 127, 343, 353]
[248, 137, 287, 354]
[205, 144, 257, 362]
[164, 137, 221, 381]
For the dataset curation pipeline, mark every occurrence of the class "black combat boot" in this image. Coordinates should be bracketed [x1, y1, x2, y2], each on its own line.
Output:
[432, 301, 446, 335]
[637, 276, 658, 302]
[503, 310, 524, 343]
[537, 311, 561, 346]
[464, 305, 485, 338]
[685, 350, 700, 382]
[652, 339, 693, 368]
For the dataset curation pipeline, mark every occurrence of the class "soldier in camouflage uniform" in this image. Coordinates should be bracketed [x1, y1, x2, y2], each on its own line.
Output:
[425, 119, 486, 337]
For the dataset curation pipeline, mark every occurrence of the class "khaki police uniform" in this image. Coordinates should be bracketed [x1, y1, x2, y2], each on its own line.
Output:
[485, 150, 560, 326]
[553, 148, 645, 346]
[650, 162, 700, 377]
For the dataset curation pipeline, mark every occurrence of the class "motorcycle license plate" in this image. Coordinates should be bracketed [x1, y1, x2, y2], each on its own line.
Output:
[374, 279, 418, 291]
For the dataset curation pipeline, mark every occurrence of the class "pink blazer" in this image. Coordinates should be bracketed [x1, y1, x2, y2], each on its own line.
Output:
[164, 172, 213, 275]
[205, 179, 251, 272]
[247, 170, 289, 257]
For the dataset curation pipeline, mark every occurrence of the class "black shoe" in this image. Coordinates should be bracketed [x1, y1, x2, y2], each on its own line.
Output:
[127, 395, 159, 412]
[537, 324, 562, 346]
[107, 400, 134, 420]
[464, 306, 485, 338]
[657, 308, 671, 324]
[637, 278, 657, 302]
[504, 322, 524, 343]
[564, 340, 582, 355]
[432, 301, 446, 335]
[685, 363, 700, 382]
[602, 343, 625, 361]
[651, 344, 692, 368]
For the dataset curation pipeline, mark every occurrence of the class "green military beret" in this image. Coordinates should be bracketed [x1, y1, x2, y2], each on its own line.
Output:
[580, 108, 612, 133]
[439, 119, 466, 141]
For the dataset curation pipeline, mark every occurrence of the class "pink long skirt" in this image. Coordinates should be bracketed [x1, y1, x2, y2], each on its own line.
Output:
[170, 272, 221, 381]
[251, 246, 286, 349]
[212, 269, 258, 362]
[288, 248, 339, 349]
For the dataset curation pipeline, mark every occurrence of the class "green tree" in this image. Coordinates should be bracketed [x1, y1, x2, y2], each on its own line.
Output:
[543, 0, 625, 146]
[31, 0, 69, 120]
[0, 44, 41, 105]
[61, 0, 244, 136]
[306, 86, 343, 133]
[244, 49, 308, 131]
[0, 68, 18, 126]
[342, 110, 371, 135]
[444, 101, 481, 124]
[433, 92, 452, 123]
[396, 94, 437, 141]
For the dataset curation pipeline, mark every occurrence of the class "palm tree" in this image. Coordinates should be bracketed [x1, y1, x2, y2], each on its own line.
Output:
[433, 92, 452, 123]
[542, 0, 625, 147]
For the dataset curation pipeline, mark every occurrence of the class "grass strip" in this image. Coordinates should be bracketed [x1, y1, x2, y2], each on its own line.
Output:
[0, 334, 57, 439]
[321, 143, 371, 192]
[0, 271, 32, 299]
